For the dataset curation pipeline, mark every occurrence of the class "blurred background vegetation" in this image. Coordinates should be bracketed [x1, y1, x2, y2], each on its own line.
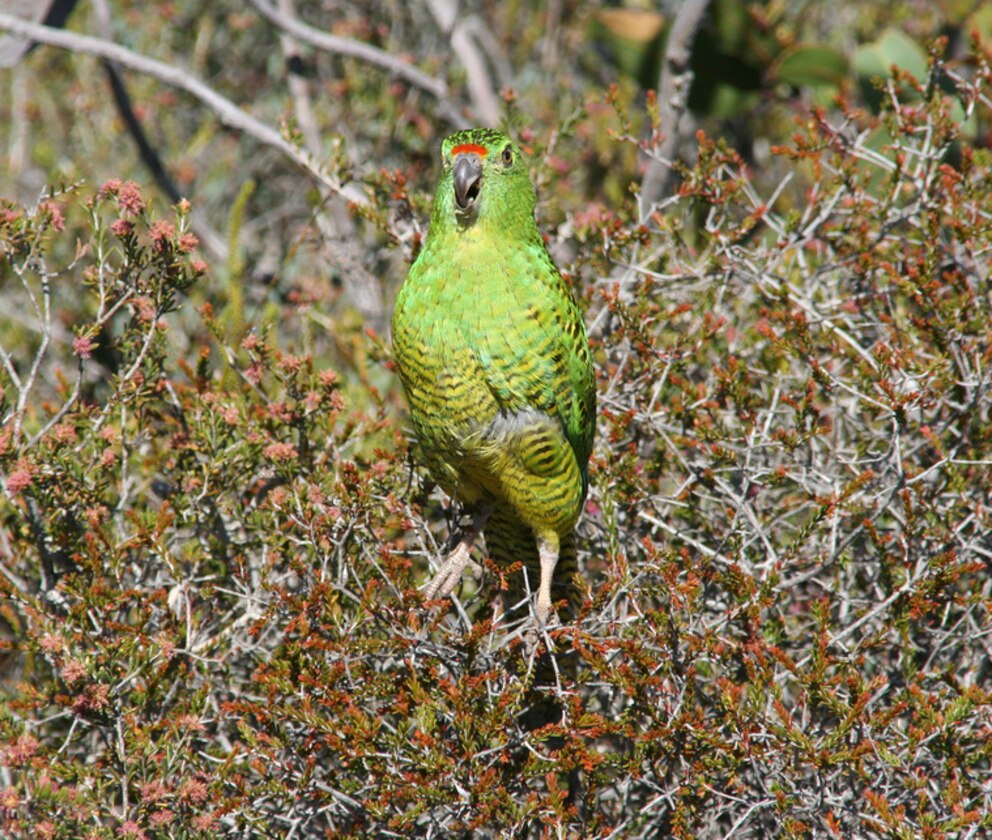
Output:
[2, 1, 992, 837]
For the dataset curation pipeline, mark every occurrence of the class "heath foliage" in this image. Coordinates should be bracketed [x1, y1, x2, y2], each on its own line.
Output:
[2, 3, 992, 838]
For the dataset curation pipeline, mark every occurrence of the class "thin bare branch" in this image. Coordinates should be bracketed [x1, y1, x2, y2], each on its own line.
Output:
[249, 0, 467, 128]
[0, 12, 368, 206]
[639, 0, 711, 220]
[426, 0, 501, 126]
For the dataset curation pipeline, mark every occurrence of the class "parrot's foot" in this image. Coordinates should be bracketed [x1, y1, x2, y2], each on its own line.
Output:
[533, 533, 560, 627]
[424, 537, 473, 601]
[423, 505, 493, 603]
[521, 608, 561, 656]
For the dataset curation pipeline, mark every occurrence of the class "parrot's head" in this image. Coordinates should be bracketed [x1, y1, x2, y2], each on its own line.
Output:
[435, 128, 536, 230]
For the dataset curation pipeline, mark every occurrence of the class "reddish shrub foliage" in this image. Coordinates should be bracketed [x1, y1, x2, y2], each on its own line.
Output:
[2, 55, 992, 839]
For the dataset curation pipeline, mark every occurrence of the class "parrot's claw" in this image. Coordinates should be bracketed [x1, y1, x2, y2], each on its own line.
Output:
[424, 539, 473, 601]
[517, 602, 561, 655]
[423, 504, 493, 604]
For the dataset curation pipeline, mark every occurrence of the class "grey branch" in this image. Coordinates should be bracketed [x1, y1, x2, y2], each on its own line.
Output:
[0, 12, 368, 207]
[274, 0, 323, 158]
[268, 0, 386, 326]
[426, 0, 501, 127]
[639, 0, 712, 221]
[249, 0, 466, 128]
[89, 0, 229, 261]
[0, 0, 77, 67]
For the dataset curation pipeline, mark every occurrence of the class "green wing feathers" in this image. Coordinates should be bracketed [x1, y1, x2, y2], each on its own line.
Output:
[393, 236, 594, 534]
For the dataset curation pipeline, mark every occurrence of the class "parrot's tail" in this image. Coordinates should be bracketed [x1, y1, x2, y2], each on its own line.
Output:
[484, 503, 582, 806]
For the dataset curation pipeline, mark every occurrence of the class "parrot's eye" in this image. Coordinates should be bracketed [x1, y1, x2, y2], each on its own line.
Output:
[501, 146, 513, 166]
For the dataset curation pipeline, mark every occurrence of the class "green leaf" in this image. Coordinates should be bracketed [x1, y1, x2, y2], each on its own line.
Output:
[853, 28, 929, 86]
[772, 44, 848, 88]
[965, 5, 992, 49]
[589, 9, 666, 86]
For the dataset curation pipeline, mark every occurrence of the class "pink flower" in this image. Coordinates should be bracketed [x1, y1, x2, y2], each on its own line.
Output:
[245, 360, 263, 385]
[0, 786, 19, 813]
[38, 634, 64, 654]
[148, 220, 175, 244]
[60, 659, 87, 685]
[51, 423, 77, 444]
[2, 734, 39, 765]
[117, 181, 145, 215]
[177, 777, 208, 804]
[133, 296, 156, 323]
[263, 442, 296, 462]
[111, 218, 134, 237]
[73, 335, 95, 359]
[99, 179, 122, 197]
[192, 814, 218, 831]
[117, 820, 148, 839]
[175, 714, 204, 732]
[149, 810, 174, 827]
[177, 232, 199, 253]
[155, 632, 176, 660]
[140, 780, 169, 803]
[41, 201, 65, 231]
[6, 469, 33, 494]
[266, 402, 293, 422]
[278, 353, 302, 373]
[72, 683, 110, 713]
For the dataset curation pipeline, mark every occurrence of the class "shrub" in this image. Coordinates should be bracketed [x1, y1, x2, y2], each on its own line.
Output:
[2, 48, 991, 840]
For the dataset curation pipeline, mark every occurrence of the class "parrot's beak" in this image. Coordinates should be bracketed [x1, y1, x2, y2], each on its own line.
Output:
[453, 153, 483, 215]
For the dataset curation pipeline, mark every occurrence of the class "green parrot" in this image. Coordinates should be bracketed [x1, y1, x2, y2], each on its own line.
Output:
[391, 127, 596, 627]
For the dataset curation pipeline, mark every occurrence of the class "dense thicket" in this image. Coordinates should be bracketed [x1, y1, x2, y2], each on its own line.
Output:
[2, 3, 991, 837]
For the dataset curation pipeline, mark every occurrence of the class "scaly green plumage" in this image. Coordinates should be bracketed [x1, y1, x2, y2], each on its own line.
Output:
[392, 128, 595, 625]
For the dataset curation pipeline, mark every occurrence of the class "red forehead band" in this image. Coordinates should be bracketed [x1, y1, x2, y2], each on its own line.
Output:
[451, 143, 488, 156]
